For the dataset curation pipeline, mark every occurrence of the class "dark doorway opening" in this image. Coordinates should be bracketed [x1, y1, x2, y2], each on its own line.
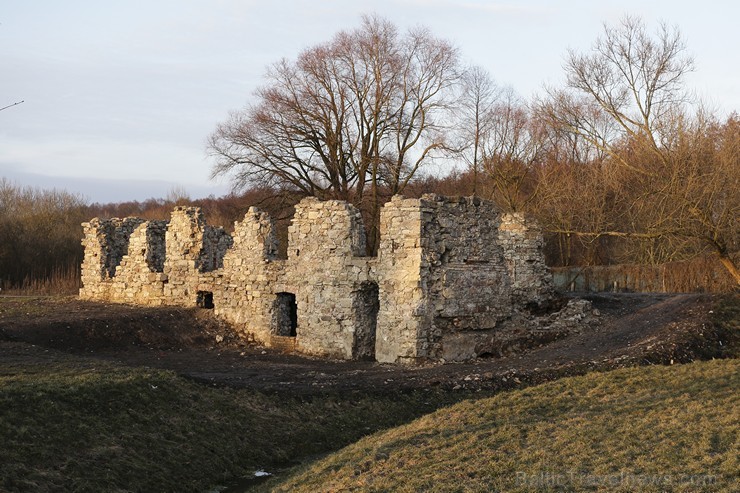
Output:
[352, 281, 379, 360]
[272, 292, 297, 337]
[197, 291, 214, 309]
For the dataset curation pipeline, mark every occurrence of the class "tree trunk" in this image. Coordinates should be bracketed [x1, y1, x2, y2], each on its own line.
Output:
[717, 253, 740, 287]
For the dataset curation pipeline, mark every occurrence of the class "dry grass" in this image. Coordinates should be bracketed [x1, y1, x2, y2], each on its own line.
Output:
[552, 256, 738, 294]
[269, 359, 739, 492]
[0, 265, 81, 296]
[0, 354, 462, 493]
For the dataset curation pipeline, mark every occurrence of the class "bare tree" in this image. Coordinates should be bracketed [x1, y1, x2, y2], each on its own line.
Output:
[455, 70, 548, 210]
[209, 49, 355, 199]
[0, 179, 88, 290]
[334, 16, 401, 206]
[656, 111, 740, 281]
[542, 15, 694, 172]
[480, 89, 549, 211]
[534, 16, 738, 283]
[384, 26, 460, 194]
[209, 15, 459, 216]
[456, 65, 498, 194]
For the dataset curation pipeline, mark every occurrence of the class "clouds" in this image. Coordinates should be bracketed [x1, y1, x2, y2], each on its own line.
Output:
[0, 162, 230, 203]
[1, 0, 738, 204]
[398, 0, 548, 15]
[0, 130, 235, 203]
[1, 134, 197, 178]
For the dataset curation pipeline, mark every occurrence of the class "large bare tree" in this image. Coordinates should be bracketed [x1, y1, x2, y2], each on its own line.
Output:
[209, 15, 459, 214]
[456, 68, 547, 211]
[479, 89, 547, 212]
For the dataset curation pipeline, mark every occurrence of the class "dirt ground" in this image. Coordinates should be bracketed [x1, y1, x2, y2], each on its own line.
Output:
[0, 293, 734, 395]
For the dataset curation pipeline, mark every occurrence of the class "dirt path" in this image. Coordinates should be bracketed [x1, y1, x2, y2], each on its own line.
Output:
[0, 293, 731, 395]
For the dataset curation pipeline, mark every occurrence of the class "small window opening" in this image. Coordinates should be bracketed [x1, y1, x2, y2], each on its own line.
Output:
[197, 291, 214, 309]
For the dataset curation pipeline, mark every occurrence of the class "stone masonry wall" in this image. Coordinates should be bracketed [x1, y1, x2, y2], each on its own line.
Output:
[286, 198, 374, 359]
[419, 195, 512, 361]
[162, 207, 232, 306]
[498, 213, 553, 307]
[108, 220, 168, 305]
[80, 217, 145, 300]
[375, 195, 425, 363]
[212, 207, 280, 342]
[80, 195, 562, 364]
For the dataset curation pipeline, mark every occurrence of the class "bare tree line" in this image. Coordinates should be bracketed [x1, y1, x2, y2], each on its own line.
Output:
[210, 15, 738, 284]
[0, 179, 88, 291]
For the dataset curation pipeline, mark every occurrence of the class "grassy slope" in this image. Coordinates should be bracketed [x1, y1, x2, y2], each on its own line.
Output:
[714, 294, 740, 358]
[1, 294, 737, 492]
[270, 359, 739, 492]
[0, 355, 458, 493]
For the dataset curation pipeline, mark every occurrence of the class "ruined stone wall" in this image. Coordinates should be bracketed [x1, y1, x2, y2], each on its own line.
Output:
[79, 217, 145, 300]
[373, 195, 556, 362]
[79, 194, 560, 364]
[375, 195, 426, 363]
[213, 207, 282, 342]
[209, 198, 375, 359]
[108, 221, 168, 305]
[419, 195, 513, 361]
[162, 207, 232, 306]
[285, 198, 374, 359]
[498, 213, 553, 307]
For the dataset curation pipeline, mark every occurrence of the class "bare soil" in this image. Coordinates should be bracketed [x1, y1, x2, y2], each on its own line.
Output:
[0, 293, 734, 395]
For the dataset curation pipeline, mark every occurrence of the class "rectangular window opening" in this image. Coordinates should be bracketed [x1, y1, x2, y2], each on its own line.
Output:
[197, 291, 214, 309]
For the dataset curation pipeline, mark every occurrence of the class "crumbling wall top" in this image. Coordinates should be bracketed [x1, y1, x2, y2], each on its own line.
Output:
[165, 206, 232, 273]
[226, 206, 279, 263]
[288, 197, 368, 260]
[81, 216, 146, 280]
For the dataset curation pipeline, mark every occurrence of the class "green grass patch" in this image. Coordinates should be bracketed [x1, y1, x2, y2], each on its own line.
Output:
[0, 357, 459, 493]
[270, 359, 739, 492]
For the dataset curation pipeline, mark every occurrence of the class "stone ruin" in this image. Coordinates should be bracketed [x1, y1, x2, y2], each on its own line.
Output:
[80, 194, 593, 364]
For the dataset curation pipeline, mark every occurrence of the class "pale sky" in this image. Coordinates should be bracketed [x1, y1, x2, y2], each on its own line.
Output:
[1, 0, 738, 203]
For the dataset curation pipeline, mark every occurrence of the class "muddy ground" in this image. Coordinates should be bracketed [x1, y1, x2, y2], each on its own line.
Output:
[0, 293, 735, 395]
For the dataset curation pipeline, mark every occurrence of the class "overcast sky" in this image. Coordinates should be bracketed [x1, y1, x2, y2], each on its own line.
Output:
[1, 0, 738, 203]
